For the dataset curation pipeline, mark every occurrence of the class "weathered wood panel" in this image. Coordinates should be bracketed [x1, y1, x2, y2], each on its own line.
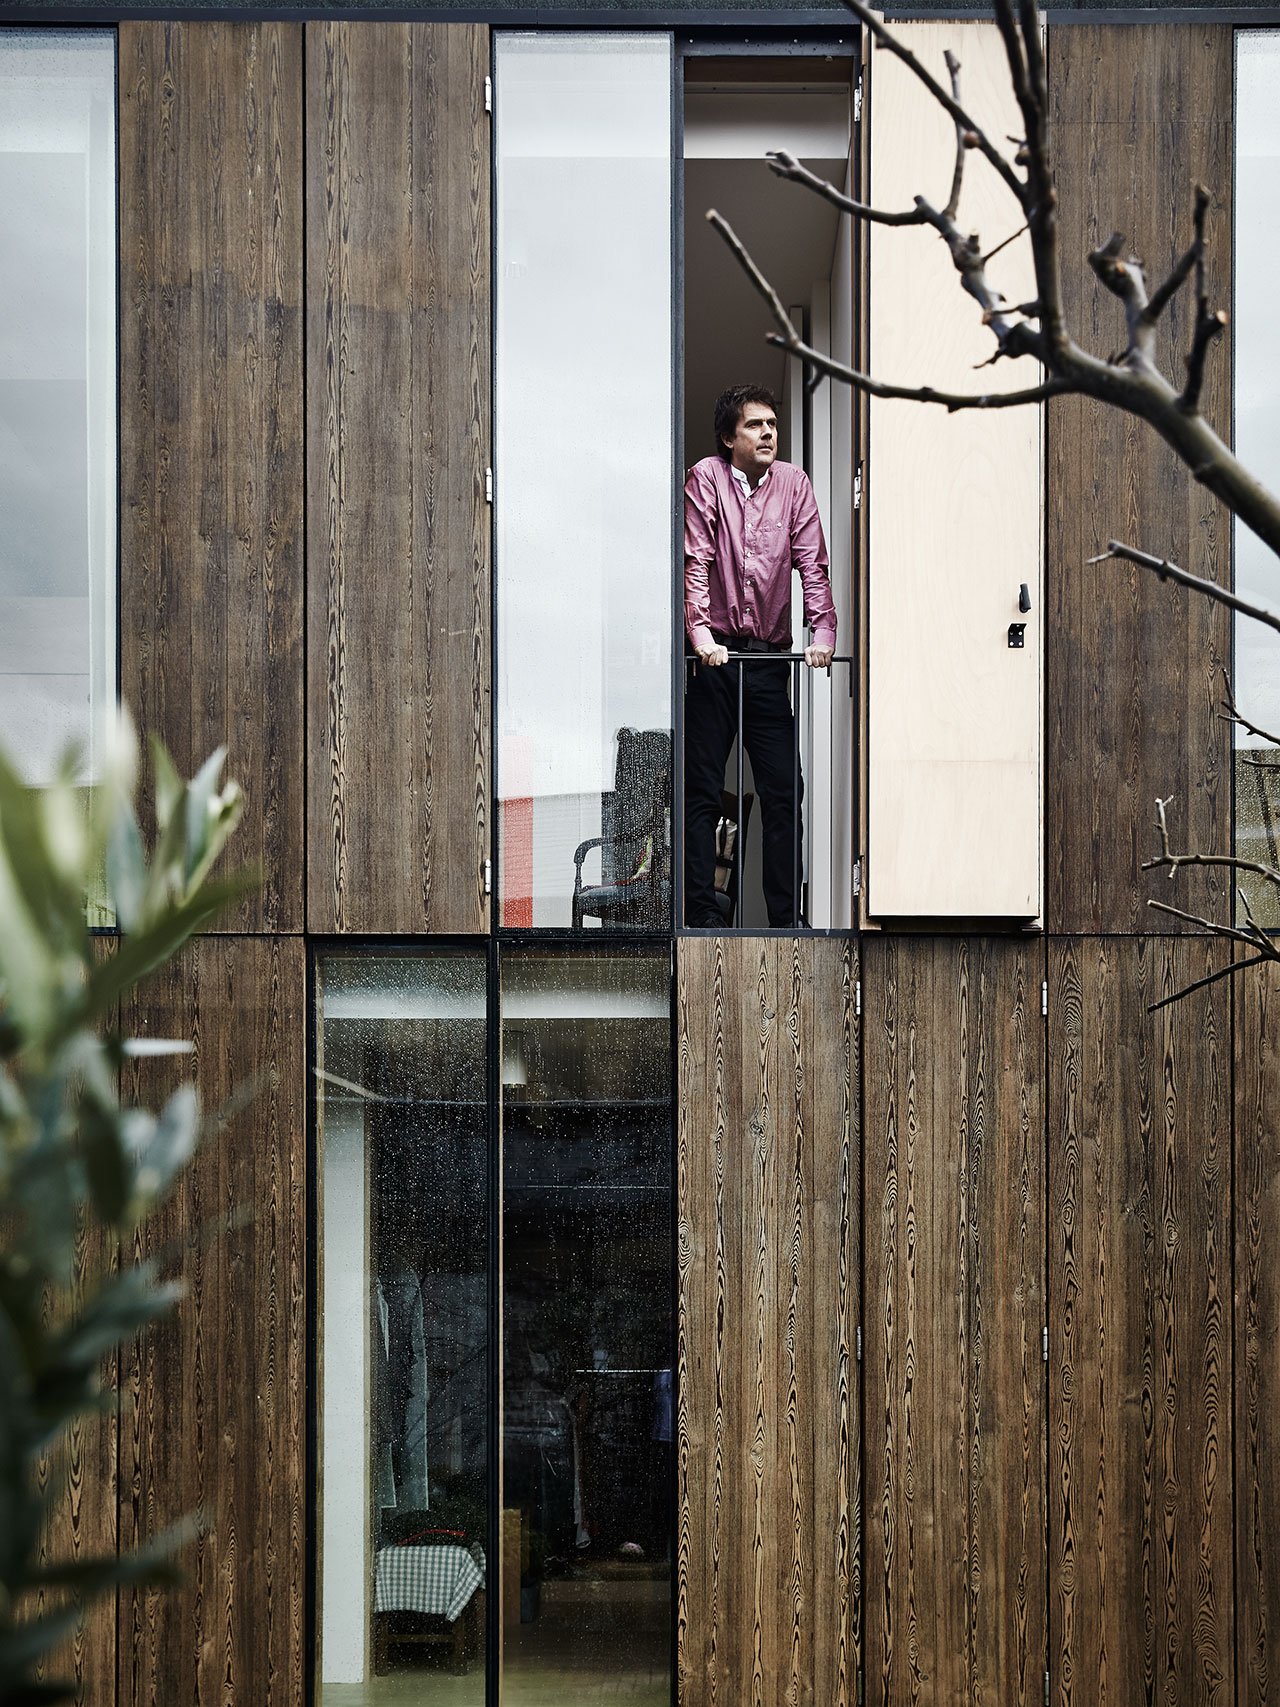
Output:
[1048, 936, 1232, 1704]
[1236, 958, 1280, 1706]
[306, 22, 491, 934]
[1047, 24, 1232, 932]
[677, 937, 858, 1707]
[33, 939, 119, 1707]
[119, 23, 305, 935]
[118, 936, 306, 1707]
[862, 935, 1045, 1707]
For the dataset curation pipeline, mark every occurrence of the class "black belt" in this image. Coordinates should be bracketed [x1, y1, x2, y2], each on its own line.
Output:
[710, 630, 785, 653]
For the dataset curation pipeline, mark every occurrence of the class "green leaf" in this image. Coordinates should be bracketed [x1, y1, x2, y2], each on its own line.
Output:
[182, 747, 228, 885]
[0, 1604, 84, 1677]
[150, 736, 182, 833]
[129, 1085, 199, 1208]
[42, 1266, 183, 1383]
[77, 873, 254, 1032]
[105, 799, 146, 933]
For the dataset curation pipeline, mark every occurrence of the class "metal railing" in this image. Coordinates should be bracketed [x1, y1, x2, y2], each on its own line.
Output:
[684, 651, 855, 930]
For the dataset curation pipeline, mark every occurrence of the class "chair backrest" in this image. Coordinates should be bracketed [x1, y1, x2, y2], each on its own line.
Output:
[601, 728, 671, 887]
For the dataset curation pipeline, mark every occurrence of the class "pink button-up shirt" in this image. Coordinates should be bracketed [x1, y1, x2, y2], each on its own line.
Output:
[684, 456, 837, 654]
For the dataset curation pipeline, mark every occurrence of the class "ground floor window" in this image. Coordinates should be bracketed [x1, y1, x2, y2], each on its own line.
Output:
[315, 945, 673, 1705]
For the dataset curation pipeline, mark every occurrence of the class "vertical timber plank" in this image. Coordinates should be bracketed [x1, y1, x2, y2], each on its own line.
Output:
[119, 22, 305, 934]
[1046, 24, 1232, 932]
[1048, 937, 1231, 1704]
[118, 937, 305, 1707]
[863, 935, 1045, 1707]
[33, 940, 119, 1707]
[677, 938, 858, 1707]
[1236, 959, 1280, 1706]
[306, 22, 491, 934]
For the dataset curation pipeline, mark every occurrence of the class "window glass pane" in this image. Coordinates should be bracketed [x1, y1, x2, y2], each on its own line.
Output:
[1235, 31, 1280, 924]
[0, 31, 116, 789]
[318, 952, 489, 1703]
[501, 948, 672, 1704]
[495, 34, 673, 930]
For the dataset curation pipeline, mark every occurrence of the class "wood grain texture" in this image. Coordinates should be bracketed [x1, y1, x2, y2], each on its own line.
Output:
[119, 23, 305, 935]
[862, 935, 1045, 1707]
[1235, 958, 1280, 1706]
[118, 936, 306, 1707]
[33, 941, 120, 1706]
[1046, 24, 1232, 932]
[306, 22, 491, 934]
[677, 938, 858, 1707]
[1048, 936, 1231, 1705]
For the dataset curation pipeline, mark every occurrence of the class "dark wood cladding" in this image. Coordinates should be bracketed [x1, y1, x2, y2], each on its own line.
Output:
[118, 936, 305, 1707]
[1046, 24, 1232, 933]
[1236, 959, 1280, 1706]
[118, 23, 305, 935]
[862, 936, 1046, 1707]
[1048, 936, 1232, 1703]
[677, 937, 859, 1707]
[306, 22, 491, 934]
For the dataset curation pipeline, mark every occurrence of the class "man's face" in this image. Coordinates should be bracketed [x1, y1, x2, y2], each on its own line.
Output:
[723, 400, 777, 476]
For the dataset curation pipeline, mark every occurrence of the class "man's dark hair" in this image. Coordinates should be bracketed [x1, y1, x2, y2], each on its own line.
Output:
[713, 385, 779, 460]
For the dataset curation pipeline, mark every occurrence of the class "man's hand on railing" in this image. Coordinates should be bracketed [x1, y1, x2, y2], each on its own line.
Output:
[804, 643, 834, 669]
[697, 643, 730, 667]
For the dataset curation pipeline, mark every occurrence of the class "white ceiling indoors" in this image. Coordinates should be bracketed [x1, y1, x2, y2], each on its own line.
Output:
[683, 87, 849, 469]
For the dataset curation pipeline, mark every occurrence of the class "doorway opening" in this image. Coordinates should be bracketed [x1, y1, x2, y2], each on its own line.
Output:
[681, 53, 859, 931]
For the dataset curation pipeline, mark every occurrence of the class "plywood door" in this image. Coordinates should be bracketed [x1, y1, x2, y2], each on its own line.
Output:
[306, 23, 491, 934]
[119, 23, 305, 935]
[866, 24, 1043, 920]
[862, 935, 1046, 1707]
[1047, 936, 1232, 1704]
[118, 936, 306, 1707]
[678, 938, 859, 1707]
[1046, 26, 1232, 934]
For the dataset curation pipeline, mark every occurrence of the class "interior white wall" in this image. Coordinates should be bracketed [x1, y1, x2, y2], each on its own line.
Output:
[322, 1100, 369, 1684]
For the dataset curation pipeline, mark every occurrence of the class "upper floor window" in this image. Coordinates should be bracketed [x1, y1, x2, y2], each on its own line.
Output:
[0, 30, 116, 791]
[494, 33, 674, 932]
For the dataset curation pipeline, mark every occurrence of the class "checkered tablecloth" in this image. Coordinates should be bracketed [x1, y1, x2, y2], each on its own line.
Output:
[374, 1544, 486, 1622]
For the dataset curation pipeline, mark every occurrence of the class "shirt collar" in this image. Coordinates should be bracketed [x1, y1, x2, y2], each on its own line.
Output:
[730, 463, 771, 500]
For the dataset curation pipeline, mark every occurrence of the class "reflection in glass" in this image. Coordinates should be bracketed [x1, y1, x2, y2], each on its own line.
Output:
[1235, 32, 1280, 924]
[0, 32, 116, 788]
[318, 954, 488, 1705]
[495, 34, 673, 929]
[501, 950, 672, 1706]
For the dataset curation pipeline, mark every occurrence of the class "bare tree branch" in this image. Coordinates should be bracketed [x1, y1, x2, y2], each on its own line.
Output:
[1142, 796, 1280, 893]
[707, 209, 1066, 412]
[1146, 950, 1274, 1013]
[1090, 540, 1280, 638]
[1146, 896, 1267, 951]
[942, 50, 967, 221]
[766, 150, 926, 228]
[1220, 672, 1280, 749]
[1144, 184, 1209, 324]
[839, 0, 1029, 207]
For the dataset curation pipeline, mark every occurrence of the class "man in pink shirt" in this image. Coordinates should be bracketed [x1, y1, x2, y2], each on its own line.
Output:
[684, 385, 837, 928]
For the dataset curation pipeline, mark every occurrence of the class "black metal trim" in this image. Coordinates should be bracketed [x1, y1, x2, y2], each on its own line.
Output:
[4, 4, 1270, 21]
[303, 944, 319, 1707]
[485, 932, 501, 1707]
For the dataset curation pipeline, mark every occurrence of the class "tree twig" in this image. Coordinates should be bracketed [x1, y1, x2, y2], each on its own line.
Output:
[707, 209, 1065, 412]
[1144, 185, 1209, 324]
[838, 0, 1028, 207]
[1219, 672, 1280, 749]
[766, 150, 926, 227]
[1090, 540, 1280, 638]
[1146, 949, 1274, 1013]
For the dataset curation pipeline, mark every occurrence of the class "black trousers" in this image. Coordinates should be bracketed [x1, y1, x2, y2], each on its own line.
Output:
[684, 652, 803, 928]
